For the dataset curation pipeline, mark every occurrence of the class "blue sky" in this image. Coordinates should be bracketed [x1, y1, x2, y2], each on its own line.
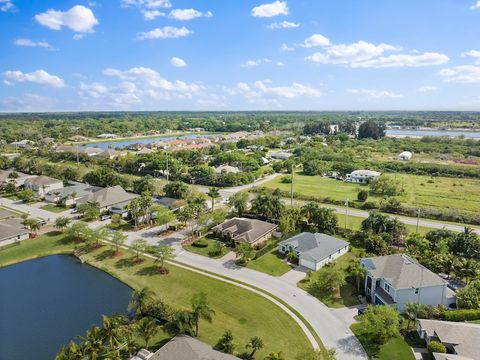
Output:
[1, 0, 480, 111]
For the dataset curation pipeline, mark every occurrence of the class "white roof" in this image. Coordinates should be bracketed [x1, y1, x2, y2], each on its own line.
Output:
[349, 170, 381, 177]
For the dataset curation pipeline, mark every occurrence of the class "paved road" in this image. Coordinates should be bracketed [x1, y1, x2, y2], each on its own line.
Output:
[0, 197, 66, 221]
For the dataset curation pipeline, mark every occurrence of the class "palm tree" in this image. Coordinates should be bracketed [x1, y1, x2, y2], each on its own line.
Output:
[246, 336, 264, 359]
[101, 314, 127, 349]
[55, 341, 85, 360]
[78, 325, 105, 358]
[349, 260, 366, 293]
[128, 287, 154, 317]
[404, 301, 422, 330]
[136, 317, 158, 349]
[165, 310, 195, 336]
[207, 187, 220, 212]
[264, 351, 286, 360]
[55, 217, 71, 232]
[301, 202, 319, 225]
[191, 292, 215, 337]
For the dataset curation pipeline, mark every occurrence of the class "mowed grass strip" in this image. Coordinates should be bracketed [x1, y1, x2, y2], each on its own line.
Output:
[0, 233, 312, 359]
[246, 249, 293, 276]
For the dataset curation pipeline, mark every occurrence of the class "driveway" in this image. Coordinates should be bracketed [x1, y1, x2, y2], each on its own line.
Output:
[279, 265, 309, 285]
[0, 197, 60, 221]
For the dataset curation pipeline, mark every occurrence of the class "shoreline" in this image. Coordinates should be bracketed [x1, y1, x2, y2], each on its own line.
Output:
[68, 131, 219, 145]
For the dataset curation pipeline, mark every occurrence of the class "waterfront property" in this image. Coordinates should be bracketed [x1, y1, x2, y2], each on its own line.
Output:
[24, 175, 64, 198]
[360, 254, 456, 313]
[0, 218, 29, 246]
[278, 232, 349, 271]
[345, 170, 381, 184]
[212, 217, 278, 248]
[417, 319, 480, 360]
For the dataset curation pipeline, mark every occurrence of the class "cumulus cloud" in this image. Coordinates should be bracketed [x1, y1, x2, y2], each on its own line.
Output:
[236, 80, 321, 99]
[14, 38, 52, 49]
[143, 10, 165, 20]
[462, 49, 480, 64]
[301, 34, 331, 48]
[241, 58, 272, 67]
[351, 52, 449, 68]
[417, 86, 439, 92]
[251, 1, 288, 17]
[35, 5, 99, 35]
[3, 70, 65, 88]
[169, 8, 212, 21]
[121, 0, 171, 9]
[170, 57, 187, 67]
[267, 20, 299, 29]
[0, 0, 15, 12]
[439, 65, 480, 83]
[348, 88, 403, 99]
[471, 1, 480, 9]
[137, 26, 192, 40]
[280, 43, 294, 52]
[306, 41, 396, 64]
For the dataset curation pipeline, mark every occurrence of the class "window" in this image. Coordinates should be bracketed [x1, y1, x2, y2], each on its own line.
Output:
[384, 283, 390, 293]
[415, 288, 419, 294]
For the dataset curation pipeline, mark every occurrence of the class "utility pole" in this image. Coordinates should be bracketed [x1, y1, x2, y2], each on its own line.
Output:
[76, 144, 79, 166]
[345, 199, 349, 229]
[166, 153, 169, 183]
[416, 208, 420, 234]
[290, 165, 294, 207]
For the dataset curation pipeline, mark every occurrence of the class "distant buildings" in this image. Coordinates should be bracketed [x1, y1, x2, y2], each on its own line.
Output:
[212, 217, 277, 248]
[361, 254, 456, 313]
[269, 151, 293, 160]
[278, 232, 350, 271]
[346, 170, 381, 184]
[97, 133, 118, 139]
[10, 139, 34, 148]
[24, 176, 63, 198]
[398, 151, 413, 161]
[214, 165, 240, 175]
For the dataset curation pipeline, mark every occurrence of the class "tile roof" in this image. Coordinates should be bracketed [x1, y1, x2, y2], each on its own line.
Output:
[213, 217, 277, 244]
[279, 232, 349, 262]
[76, 185, 138, 208]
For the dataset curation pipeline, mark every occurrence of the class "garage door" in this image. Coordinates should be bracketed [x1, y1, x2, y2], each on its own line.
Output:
[299, 258, 317, 271]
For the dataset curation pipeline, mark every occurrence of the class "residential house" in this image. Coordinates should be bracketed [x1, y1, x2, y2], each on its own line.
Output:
[98, 148, 118, 159]
[68, 135, 89, 142]
[0, 170, 31, 187]
[136, 147, 154, 155]
[24, 176, 63, 198]
[129, 335, 240, 360]
[45, 183, 102, 206]
[360, 254, 456, 313]
[398, 151, 413, 161]
[55, 145, 103, 157]
[212, 217, 277, 248]
[214, 165, 240, 175]
[0, 219, 29, 246]
[10, 139, 33, 148]
[346, 170, 381, 184]
[269, 151, 293, 160]
[278, 232, 350, 271]
[128, 143, 146, 151]
[418, 319, 480, 360]
[97, 133, 118, 139]
[76, 185, 138, 217]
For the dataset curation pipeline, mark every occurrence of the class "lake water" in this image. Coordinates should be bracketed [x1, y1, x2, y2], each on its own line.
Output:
[0, 255, 132, 360]
[90, 133, 216, 149]
[386, 129, 480, 139]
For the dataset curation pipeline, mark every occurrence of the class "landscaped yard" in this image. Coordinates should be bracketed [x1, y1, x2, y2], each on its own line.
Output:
[247, 248, 293, 276]
[350, 322, 415, 360]
[41, 204, 70, 213]
[184, 235, 230, 259]
[0, 232, 313, 359]
[298, 250, 362, 308]
[264, 172, 480, 216]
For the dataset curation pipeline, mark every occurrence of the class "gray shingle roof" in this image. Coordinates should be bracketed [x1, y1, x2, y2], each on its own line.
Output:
[24, 175, 62, 187]
[76, 185, 138, 208]
[149, 335, 240, 360]
[279, 232, 349, 262]
[362, 254, 446, 289]
[213, 217, 277, 244]
[419, 319, 480, 359]
[0, 219, 28, 242]
[46, 183, 102, 198]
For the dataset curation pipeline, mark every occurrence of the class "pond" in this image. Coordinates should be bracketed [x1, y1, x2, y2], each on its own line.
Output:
[0, 255, 132, 360]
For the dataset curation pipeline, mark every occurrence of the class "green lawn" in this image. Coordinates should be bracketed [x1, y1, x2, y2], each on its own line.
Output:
[264, 172, 480, 216]
[350, 323, 415, 360]
[41, 204, 69, 213]
[184, 236, 230, 259]
[106, 221, 135, 231]
[0, 233, 313, 359]
[298, 250, 361, 308]
[247, 249, 293, 276]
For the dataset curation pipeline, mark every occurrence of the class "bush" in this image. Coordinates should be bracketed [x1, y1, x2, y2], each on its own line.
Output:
[280, 176, 292, 184]
[361, 201, 378, 210]
[357, 190, 368, 202]
[442, 309, 480, 322]
[192, 239, 209, 248]
[253, 241, 278, 259]
[427, 341, 446, 354]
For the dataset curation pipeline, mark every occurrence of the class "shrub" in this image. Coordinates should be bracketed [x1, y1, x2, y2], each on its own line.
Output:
[361, 201, 378, 210]
[357, 190, 369, 202]
[280, 176, 292, 184]
[427, 341, 446, 354]
[442, 309, 480, 322]
[192, 239, 209, 248]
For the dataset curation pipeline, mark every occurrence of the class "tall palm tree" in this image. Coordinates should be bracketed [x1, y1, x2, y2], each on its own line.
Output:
[207, 187, 220, 212]
[301, 202, 319, 225]
[404, 301, 422, 330]
[128, 287, 154, 317]
[101, 314, 128, 349]
[246, 336, 264, 359]
[191, 292, 215, 337]
[349, 261, 367, 293]
[165, 310, 195, 336]
[55, 341, 85, 360]
[264, 351, 286, 360]
[136, 317, 158, 349]
[78, 325, 105, 359]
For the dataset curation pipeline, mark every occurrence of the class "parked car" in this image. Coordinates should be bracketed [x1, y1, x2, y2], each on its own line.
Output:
[38, 220, 47, 226]
[100, 215, 111, 221]
[70, 208, 78, 214]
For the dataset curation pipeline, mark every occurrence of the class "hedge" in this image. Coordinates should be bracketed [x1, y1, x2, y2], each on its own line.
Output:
[253, 241, 279, 260]
[441, 309, 480, 322]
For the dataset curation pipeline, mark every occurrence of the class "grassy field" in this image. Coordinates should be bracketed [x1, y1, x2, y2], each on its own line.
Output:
[40, 204, 69, 213]
[246, 249, 293, 276]
[0, 233, 312, 359]
[298, 250, 361, 308]
[265, 172, 480, 215]
[350, 323, 414, 360]
[184, 236, 230, 259]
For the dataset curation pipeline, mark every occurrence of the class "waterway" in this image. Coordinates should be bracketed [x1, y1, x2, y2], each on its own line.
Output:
[386, 129, 480, 139]
[88, 133, 217, 149]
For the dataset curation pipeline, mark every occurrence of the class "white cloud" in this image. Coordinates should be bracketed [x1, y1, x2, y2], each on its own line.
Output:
[351, 52, 449, 68]
[267, 20, 299, 29]
[3, 70, 65, 88]
[301, 34, 331, 48]
[137, 26, 192, 40]
[143, 10, 165, 20]
[168, 8, 212, 21]
[306, 41, 395, 64]
[170, 57, 187, 67]
[462, 49, 480, 64]
[276, 61, 285, 66]
[471, 1, 480, 9]
[439, 65, 480, 83]
[348, 88, 403, 99]
[121, 0, 171, 9]
[254, 80, 321, 98]
[35, 5, 99, 34]
[14, 38, 52, 49]
[280, 43, 294, 52]
[241, 58, 272, 67]
[237, 82, 251, 92]
[417, 86, 439, 92]
[0, 0, 15, 12]
[251, 1, 288, 17]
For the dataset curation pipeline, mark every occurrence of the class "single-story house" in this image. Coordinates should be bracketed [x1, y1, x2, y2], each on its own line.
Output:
[214, 165, 240, 175]
[278, 232, 350, 271]
[269, 151, 293, 160]
[76, 185, 138, 215]
[55, 145, 104, 157]
[10, 139, 33, 148]
[0, 219, 29, 246]
[418, 319, 480, 360]
[98, 148, 118, 159]
[137, 147, 154, 155]
[97, 133, 117, 139]
[45, 183, 102, 206]
[128, 143, 147, 151]
[346, 170, 381, 184]
[212, 217, 277, 248]
[361, 254, 456, 313]
[129, 335, 240, 360]
[398, 151, 413, 161]
[24, 175, 64, 197]
[0, 170, 31, 187]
